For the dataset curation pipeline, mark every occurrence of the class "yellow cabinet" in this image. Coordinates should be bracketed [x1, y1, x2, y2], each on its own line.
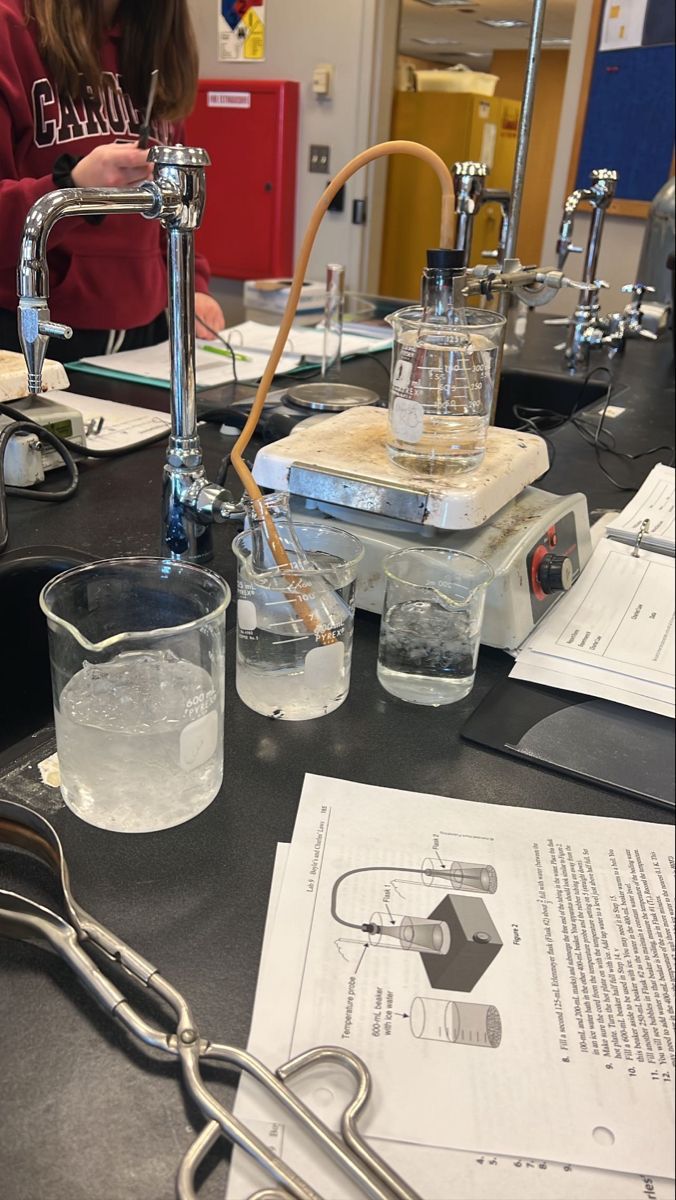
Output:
[379, 92, 521, 299]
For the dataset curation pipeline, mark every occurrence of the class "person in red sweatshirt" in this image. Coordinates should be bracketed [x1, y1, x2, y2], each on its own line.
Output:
[0, 0, 225, 360]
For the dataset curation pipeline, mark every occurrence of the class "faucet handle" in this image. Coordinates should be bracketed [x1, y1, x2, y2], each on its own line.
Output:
[588, 280, 610, 301]
[452, 161, 489, 178]
[621, 282, 656, 302]
[481, 249, 500, 260]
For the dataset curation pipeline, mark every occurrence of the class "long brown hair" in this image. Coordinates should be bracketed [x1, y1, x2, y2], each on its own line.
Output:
[26, 0, 198, 120]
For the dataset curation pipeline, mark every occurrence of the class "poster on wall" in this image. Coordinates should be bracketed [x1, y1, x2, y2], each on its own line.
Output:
[599, 0, 648, 51]
[218, 0, 266, 62]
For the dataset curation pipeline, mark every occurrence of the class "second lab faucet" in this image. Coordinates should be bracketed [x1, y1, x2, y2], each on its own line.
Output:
[451, 161, 511, 268]
[555, 168, 617, 369]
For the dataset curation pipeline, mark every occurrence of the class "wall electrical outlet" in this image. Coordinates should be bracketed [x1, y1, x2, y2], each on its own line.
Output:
[312, 64, 334, 98]
[309, 145, 330, 174]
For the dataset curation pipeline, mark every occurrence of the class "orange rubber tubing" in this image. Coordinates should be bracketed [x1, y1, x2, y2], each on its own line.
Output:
[230, 140, 456, 639]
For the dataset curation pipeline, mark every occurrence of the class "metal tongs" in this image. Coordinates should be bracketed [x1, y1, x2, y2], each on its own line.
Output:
[0, 798, 419, 1200]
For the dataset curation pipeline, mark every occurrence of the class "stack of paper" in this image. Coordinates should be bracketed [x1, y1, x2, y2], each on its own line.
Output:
[70, 338, 302, 390]
[511, 537, 675, 718]
[605, 464, 675, 556]
[218, 319, 393, 360]
[69, 320, 391, 391]
[225, 775, 675, 1200]
[44, 390, 171, 451]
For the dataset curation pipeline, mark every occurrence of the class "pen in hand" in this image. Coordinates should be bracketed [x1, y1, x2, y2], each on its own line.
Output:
[137, 69, 159, 150]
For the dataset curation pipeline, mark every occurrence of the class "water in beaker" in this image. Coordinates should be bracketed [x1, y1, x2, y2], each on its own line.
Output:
[233, 505, 363, 720]
[377, 548, 493, 706]
[41, 558, 229, 833]
[385, 306, 505, 475]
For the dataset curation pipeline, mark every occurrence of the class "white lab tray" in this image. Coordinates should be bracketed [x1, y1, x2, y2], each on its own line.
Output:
[0, 352, 69, 402]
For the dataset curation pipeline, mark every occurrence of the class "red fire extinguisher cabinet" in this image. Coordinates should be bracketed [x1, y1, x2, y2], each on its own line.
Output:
[185, 80, 299, 280]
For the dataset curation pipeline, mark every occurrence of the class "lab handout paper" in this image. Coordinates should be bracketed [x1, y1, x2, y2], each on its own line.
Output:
[74, 338, 302, 388]
[224, 775, 674, 1198]
[228, 849, 674, 1200]
[512, 537, 675, 718]
[73, 318, 390, 391]
[605, 464, 675, 555]
[44, 390, 171, 451]
[219, 319, 393, 360]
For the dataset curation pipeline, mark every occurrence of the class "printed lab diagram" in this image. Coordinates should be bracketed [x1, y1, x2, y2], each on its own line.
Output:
[225, 776, 675, 1185]
[330, 854, 503, 992]
[410, 997, 503, 1048]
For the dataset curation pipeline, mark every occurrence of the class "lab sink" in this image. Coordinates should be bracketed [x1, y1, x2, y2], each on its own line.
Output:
[0, 547, 92, 753]
[495, 367, 608, 429]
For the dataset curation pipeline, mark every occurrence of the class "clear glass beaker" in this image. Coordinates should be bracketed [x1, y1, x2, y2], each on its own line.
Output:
[377, 547, 493, 706]
[40, 558, 229, 833]
[385, 306, 505, 475]
[232, 497, 363, 720]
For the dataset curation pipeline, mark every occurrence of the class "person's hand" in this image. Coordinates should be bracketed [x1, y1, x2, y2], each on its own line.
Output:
[70, 144, 153, 188]
[195, 292, 226, 340]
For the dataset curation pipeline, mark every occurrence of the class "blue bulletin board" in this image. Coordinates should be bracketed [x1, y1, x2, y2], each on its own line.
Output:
[574, 2, 675, 206]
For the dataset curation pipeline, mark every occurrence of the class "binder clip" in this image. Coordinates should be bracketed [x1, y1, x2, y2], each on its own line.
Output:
[632, 518, 650, 557]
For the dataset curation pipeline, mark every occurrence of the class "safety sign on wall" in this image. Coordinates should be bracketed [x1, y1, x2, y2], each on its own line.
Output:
[218, 0, 266, 62]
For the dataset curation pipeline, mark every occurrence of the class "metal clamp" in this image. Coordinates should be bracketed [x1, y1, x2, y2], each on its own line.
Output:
[0, 799, 421, 1200]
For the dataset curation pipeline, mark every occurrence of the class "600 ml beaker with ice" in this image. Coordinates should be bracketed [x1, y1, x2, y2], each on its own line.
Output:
[40, 558, 229, 833]
[233, 509, 363, 720]
[385, 307, 505, 475]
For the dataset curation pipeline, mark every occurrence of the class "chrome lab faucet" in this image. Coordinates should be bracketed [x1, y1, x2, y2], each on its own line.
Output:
[451, 161, 511, 268]
[17, 144, 239, 564]
[555, 168, 618, 370]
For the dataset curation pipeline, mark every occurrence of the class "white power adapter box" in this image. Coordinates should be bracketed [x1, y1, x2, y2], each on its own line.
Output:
[1, 395, 85, 487]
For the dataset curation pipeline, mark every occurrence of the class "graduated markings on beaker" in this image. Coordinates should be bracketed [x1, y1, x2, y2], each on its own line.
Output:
[410, 997, 502, 1048]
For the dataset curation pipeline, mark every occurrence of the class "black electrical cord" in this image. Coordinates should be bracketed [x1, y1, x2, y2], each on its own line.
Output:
[0, 419, 79, 552]
[196, 404, 251, 430]
[0, 393, 174, 555]
[367, 353, 391, 384]
[194, 316, 241, 386]
[0, 401, 168, 459]
[571, 383, 674, 491]
[514, 408, 558, 473]
[511, 367, 674, 493]
[215, 445, 255, 489]
[195, 316, 336, 403]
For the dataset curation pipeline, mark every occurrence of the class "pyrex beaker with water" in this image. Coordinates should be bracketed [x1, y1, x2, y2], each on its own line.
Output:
[385, 307, 505, 475]
[377, 547, 493, 706]
[40, 558, 229, 833]
[233, 495, 363, 720]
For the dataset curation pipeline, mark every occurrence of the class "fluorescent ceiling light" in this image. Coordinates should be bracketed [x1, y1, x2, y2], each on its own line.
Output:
[479, 18, 530, 28]
[412, 37, 461, 45]
[542, 37, 571, 46]
[415, 0, 467, 7]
